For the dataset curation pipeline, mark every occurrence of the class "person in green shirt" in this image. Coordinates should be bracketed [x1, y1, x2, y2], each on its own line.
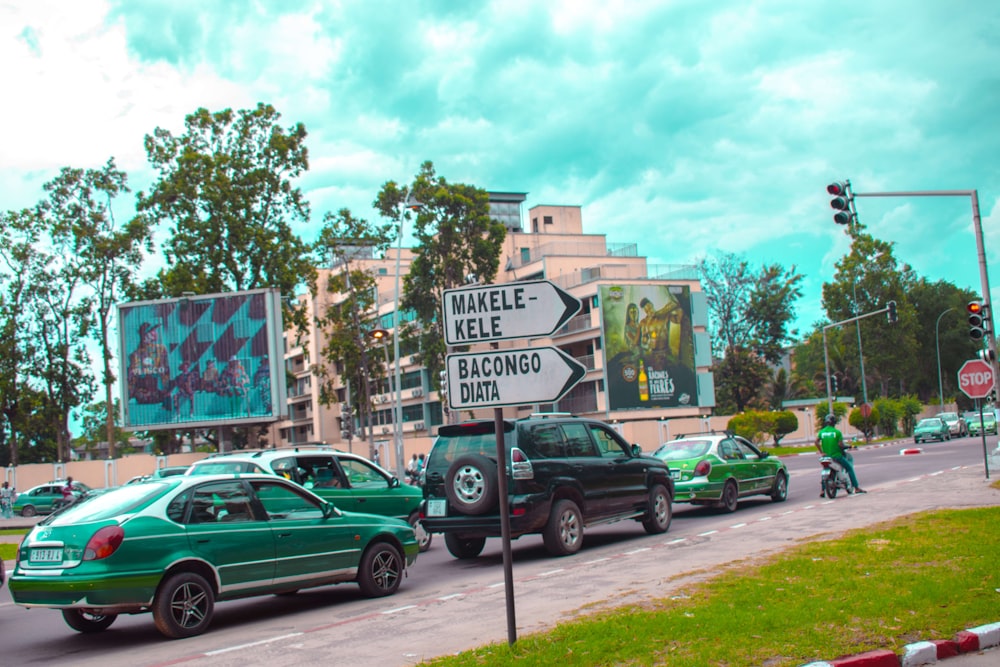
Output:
[815, 414, 866, 496]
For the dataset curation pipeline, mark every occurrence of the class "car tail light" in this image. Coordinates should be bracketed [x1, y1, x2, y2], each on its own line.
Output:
[510, 447, 534, 480]
[83, 525, 124, 561]
[693, 460, 712, 477]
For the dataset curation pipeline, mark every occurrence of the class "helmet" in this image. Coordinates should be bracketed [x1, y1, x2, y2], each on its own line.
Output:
[824, 414, 837, 427]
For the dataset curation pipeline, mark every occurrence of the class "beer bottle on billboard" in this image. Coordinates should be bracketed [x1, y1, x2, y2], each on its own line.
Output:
[638, 359, 649, 402]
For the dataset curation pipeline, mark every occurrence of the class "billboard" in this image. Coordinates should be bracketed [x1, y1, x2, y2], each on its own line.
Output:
[599, 283, 697, 410]
[117, 288, 287, 430]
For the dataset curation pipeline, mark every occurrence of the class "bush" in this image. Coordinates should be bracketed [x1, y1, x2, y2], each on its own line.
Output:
[849, 405, 879, 442]
[727, 409, 799, 446]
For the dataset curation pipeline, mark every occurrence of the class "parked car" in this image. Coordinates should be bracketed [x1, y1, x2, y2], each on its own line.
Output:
[421, 414, 674, 559]
[152, 465, 191, 478]
[651, 433, 788, 512]
[965, 411, 998, 437]
[12, 480, 92, 517]
[9, 474, 417, 638]
[936, 412, 967, 437]
[913, 417, 951, 444]
[187, 446, 431, 552]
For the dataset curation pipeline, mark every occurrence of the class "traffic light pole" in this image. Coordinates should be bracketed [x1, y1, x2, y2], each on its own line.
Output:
[823, 304, 895, 413]
[852, 190, 998, 393]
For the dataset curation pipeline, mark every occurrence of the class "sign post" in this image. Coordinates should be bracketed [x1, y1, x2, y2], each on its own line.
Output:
[957, 358, 995, 479]
[441, 280, 583, 646]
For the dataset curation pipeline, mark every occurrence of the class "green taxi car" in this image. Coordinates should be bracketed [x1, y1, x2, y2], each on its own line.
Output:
[966, 410, 998, 437]
[12, 480, 92, 517]
[652, 433, 788, 512]
[187, 447, 431, 552]
[9, 474, 418, 639]
[913, 417, 950, 443]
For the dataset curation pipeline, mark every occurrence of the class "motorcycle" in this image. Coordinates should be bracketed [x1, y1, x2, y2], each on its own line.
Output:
[819, 454, 853, 498]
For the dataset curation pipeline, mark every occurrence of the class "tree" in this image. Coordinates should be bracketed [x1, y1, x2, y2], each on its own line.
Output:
[699, 252, 803, 363]
[711, 348, 772, 414]
[312, 208, 394, 460]
[848, 405, 879, 442]
[728, 409, 799, 446]
[42, 159, 152, 458]
[373, 162, 506, 402]
[821, 231, 919, 399]
[74, 399, 130, 458]
[136, 103, 316, 298]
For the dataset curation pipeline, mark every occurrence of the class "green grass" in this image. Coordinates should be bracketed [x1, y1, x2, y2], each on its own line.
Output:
[422, 506, 1000, 666]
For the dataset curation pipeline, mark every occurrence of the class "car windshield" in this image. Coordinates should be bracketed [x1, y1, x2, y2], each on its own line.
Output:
[938, 413, 957, 422]
[917, 419, 942, 427]
[44, 481, 173, 525]
[653, 440, 712, 460]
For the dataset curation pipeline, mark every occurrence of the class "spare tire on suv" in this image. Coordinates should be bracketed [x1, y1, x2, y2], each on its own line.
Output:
[421, 414, 674, 558]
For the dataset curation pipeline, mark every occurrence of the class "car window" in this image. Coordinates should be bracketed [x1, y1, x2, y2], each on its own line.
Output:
[251, 480, 324, 520]
[340, 458, 389, 489]
[719, 439, 745, 461]
[190, 461, 261, 475]
[182, 481, 252, 524]
[736, 439, 761, 460]
[653, 440, 711, 460]
[587, 424, 625, 457]
[526, 424, 566, 458]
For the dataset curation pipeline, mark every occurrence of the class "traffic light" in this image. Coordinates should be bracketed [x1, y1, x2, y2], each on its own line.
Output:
[886, 300, 898, 324]
[340, 402, 354, 439]
[830, 375, 838, 393]
[438, 370, 448, 399]
[978, 348, 996, 362]
[968, 300, 988, 340]
[827, 181, 854, 225]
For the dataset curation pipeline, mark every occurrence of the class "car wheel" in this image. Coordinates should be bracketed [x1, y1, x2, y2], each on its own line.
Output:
[62, 609, 117, 633]
[642, 484, 672, 534]
[719, 480, 739, 513]
[153, 572, 215, 639]
[357, 542, 404, 597]
[21, 505, 36, 517]
[445, 454, 499, 516]
[444, 533, 486, 559]
[408, 512, 433, 552]
[542, 499, 584, 556]
[770, 471, 788, 502]
[824, 476, 838, 499]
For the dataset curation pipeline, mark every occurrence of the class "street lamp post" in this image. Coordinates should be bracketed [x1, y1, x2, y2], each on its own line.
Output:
[388, 195, 421, 479]
[368, 328, 395, 468]
[936, 308, 955, 410]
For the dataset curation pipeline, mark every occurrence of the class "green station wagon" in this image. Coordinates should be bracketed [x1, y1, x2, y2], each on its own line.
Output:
[652, 433, 789, 512]
[9, 474, 418, 638]
[186, 447, 431, 551]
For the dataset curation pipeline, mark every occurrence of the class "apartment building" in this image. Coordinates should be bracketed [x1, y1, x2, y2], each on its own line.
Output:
[273, 193, 715, 470]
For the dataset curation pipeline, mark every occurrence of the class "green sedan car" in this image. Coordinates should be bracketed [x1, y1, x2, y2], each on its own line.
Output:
[187, 447, 432, 552]
[652, 434, 789, 512]
[913, 417, 951, 443]
[9, 474, 418, 639]
[965, 411, 998, 437]
[12, 480, 92, 517]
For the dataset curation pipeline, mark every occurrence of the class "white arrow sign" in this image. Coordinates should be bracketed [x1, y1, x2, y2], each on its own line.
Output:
[445, 347, 587, 409]
[442, 280, 581, 346]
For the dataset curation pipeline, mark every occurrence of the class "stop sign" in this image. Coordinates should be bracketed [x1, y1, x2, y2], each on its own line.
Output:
[957, 359, 995, 399]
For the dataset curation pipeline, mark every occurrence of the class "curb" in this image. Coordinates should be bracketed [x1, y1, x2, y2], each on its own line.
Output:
[802, 621, 1000, 666]
[900, 448, 923, 455]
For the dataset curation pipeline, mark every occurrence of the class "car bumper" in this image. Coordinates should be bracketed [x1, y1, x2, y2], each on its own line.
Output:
[420, 497, 551, 538]
[9, 568, 159, 610]
[671, 478, 725, 503]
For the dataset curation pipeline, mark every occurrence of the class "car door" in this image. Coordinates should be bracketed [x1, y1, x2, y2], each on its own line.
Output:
[337, 456, 405, 518]
[717, 438, 754, 494]
[248, 479, 357, 587]
[180, 480, 277, 597]
[584, 422, 647, 516]
[735, 438, 772, 492]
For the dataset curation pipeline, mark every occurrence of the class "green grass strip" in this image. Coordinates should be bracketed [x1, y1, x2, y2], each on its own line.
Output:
[423, 507, 1000, 666]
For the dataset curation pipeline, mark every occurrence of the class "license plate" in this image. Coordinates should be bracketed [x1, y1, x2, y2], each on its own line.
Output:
[669, 469, 680, 480]
[426, 498, 447, 517]
[31, 548, 63, 563]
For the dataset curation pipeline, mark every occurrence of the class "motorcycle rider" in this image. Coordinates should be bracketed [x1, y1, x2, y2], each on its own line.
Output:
[816, 414, 866, 497]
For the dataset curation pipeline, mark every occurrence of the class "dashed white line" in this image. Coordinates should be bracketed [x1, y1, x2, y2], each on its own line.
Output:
[697, 530, 718, 537]
[584, 557, 611, 564]
[730, 523, 747, 529]
[538, 569, 565, 577]
[625, 548, 651, 555]
[438, 593, 464, 601]
[205, 632, 304, 655]
[383, 605, 416, 614]
[666, 538, 686, 545]
[758, 516, 772, 522]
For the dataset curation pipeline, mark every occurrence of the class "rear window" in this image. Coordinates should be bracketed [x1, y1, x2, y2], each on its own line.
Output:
[46, 482, 172, 524]
[653, 439, 712, 461]
[189, 461, 263, 475]
[429, 421, 515, 468]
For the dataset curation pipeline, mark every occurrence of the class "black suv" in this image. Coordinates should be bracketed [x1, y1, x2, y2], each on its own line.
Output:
[421, 415, 674, 559]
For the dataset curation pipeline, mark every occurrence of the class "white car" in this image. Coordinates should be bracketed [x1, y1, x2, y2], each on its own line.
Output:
[936, 412, 967, 437]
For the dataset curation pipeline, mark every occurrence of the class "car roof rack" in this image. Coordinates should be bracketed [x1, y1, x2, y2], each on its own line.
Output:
[670, 429, 735, 439]
[525, 412, 576, 419]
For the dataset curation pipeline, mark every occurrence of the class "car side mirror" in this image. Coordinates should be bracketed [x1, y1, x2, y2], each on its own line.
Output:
[759, 450, 770, 458]
[390, 477, 400, 488]
[631, 444, 642, 457]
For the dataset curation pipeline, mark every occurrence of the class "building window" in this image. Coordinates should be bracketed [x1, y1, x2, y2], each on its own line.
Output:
[543, 215, 553, 225]
[520, 248, 531, 263]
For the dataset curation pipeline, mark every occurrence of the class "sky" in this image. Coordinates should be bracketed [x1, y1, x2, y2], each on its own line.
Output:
[3, 0, 1000, 339]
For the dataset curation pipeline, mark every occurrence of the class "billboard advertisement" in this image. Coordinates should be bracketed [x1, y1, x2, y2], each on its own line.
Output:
[117, 288, 286, 430]
[599, 283, 697, 410]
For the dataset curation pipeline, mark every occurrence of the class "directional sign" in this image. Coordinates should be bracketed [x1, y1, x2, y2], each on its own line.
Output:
[442, 280, 581, 346]
[958, 359, 994, 399]
[445, 347, 587, 410]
